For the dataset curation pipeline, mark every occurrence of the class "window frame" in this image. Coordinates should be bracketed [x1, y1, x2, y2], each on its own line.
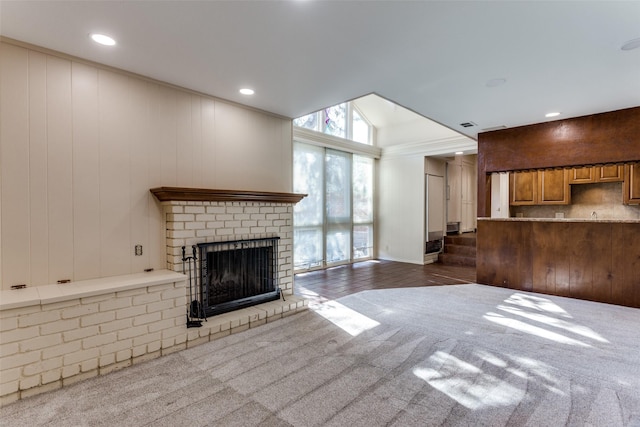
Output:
[293, 102, 374, 146]
[293, 141, 376, 272]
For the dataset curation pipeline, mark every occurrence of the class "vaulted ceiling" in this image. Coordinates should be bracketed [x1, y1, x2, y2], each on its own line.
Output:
[2, 1, 639, 146]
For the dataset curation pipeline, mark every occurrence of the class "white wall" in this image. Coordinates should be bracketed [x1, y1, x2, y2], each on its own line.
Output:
[490, 172, 510, 218]
[377, 154, 425, 264]
[0, 41, 293, 289]
[447, 154, 477, 232]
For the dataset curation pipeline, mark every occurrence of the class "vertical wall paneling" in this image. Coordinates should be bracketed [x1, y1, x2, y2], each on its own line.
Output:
[46, 55, 74, 282]
[28, 50, 49, 285]
[98, 70, 131, 276]
[215, 102, 245, 189]
[158, 86, 177, 186]
[72, 62, 101, 280]
[249, 112, 273, 188]
[1, 40, 293, 288]
[129, 77, 152, 273]
[282, 120, 293, 192]
[201, 98, 217, 187]
[0, 44, 30, 289]
[146, 83, 165, 270]
[590, 223, 613, 303]
[175, 92, 193, 187]
[191, 96, 204, 188]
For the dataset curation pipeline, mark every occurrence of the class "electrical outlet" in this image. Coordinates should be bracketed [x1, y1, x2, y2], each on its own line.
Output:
[135, 245, 143, 256]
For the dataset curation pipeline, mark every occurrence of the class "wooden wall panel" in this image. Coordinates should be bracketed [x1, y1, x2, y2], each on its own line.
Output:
[531, 222, 571, 297]
[129, 78, 152, 273]
[191, 96, 204, 188]
[477, 107, 640, 216]
[281, 119, 293, 192]
[201, 98, 217, 187]
[611, 224, 640, 307]
[98, 70, 132, 277]
[146, 83, 165, 271]
[46, 55, 74, 283]
[477, 221, 532, 291]
[215, 102, 246, 190]
[158, 85, 177, 187]
[72, 62, 101, 281]
[28, 50, 49, 285]
[478, 220, 639, 309]
[0, 40, 293, 289]
[0, 43, 30, 288]
[175, 91, 194, 187]
[589, 223, 613, 304]
[567, 223, 595, 302]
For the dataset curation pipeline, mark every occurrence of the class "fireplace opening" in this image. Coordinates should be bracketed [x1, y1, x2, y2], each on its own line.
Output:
[197, 237, 280, 317]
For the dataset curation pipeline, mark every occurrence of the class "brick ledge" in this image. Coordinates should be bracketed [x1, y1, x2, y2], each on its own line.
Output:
[0, 270, 185, 310]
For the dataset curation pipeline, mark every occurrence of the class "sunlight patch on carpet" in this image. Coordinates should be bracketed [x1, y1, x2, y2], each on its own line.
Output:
[484, 312, 591, 347]
[414, 351, 523, 409]
[497, 304, 609, 343]
[504, 293, 572, 318]
[312, 300, 380, 336]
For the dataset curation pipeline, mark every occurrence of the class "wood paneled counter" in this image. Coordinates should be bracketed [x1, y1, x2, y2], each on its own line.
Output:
[477, 218, 640, 308]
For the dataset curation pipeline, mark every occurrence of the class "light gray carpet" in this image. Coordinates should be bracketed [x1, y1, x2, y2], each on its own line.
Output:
[2, 284, 640, 426]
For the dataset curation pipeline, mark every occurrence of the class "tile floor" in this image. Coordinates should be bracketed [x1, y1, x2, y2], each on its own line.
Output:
[294, 260, 476, 302]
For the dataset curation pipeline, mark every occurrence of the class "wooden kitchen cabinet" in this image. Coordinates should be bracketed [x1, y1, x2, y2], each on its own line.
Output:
[569, 166, 596, 184]
[598, 165, 624, 182]
[510, 171, 537, 205]
[510, 169, 570, 205]
[624, 163, 640, 205]
[569, 165, 624, 184]
[538, 169, 570, 204]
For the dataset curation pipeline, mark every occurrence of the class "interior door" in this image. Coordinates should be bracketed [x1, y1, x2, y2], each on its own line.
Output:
[426, 174, 445, 253]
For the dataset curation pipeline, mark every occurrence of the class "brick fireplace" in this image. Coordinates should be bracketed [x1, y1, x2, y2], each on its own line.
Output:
[0, 188, 307, 406]
[152, 187, 307, 297]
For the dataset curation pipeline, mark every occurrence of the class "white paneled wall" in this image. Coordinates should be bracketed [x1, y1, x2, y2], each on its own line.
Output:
[0, 41, 293, 290]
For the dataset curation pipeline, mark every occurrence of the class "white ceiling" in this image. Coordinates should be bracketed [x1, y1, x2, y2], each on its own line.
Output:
[1, 1, 639, 145]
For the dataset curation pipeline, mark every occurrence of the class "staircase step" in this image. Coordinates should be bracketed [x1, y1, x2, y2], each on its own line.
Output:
[444, 244, 476, 257]
[438, 253, 476, 267]
[444, 234, 477, 247]
[439, 232, 476, 267]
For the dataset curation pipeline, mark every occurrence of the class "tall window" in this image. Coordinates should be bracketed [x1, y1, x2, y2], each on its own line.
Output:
[293, 143, 374, 270]
[293, 103, 372, 145]
[352, 155, 374, 259]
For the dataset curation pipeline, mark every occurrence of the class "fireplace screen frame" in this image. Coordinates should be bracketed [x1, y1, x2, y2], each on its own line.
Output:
[197, 237, 280, 317]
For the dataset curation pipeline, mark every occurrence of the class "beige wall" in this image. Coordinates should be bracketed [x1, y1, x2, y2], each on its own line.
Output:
[0, 41, 293, 290]
[377, 154, 425, 264]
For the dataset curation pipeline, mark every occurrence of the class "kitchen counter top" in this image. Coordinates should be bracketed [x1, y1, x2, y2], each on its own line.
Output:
[478, 217, 640, 223]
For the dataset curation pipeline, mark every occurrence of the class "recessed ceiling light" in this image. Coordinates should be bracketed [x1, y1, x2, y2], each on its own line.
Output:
[90, 33, 116, 46]
[239, 88, 255, 96]
[455, 151, 464, 155]
[545, 112, 561, 118]
[621, 37, 640, 51]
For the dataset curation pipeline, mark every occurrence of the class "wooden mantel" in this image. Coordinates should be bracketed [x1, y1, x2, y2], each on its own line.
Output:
[150, 187, 307, 204]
